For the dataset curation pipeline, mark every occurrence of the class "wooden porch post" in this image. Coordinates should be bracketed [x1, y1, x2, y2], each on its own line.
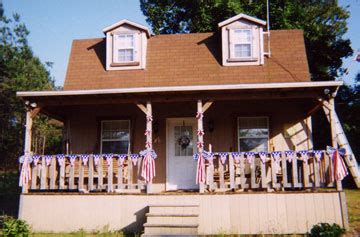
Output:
[196, 100, 213, 193]
[22, 103, 40, 193]
[329, 98, 343, 191]
[136, 101, 154, 193]
[197, 100, 205, 193]
[146, 101, 153, 193]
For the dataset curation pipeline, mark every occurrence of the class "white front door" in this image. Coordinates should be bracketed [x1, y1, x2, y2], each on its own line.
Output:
[166, 118, 198, 191]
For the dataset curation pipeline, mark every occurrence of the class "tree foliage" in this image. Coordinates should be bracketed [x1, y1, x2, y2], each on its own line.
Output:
[140, 0, 353, 81]
[0, 2, 61, 168]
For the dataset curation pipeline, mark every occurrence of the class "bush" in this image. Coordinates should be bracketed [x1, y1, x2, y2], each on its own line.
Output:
[310, 223, 345, 237]
[0, 216, 30, 237]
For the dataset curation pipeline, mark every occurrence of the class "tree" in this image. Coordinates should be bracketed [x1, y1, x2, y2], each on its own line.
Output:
[140, 0, 353, 81]
[0, 2, 61, 169]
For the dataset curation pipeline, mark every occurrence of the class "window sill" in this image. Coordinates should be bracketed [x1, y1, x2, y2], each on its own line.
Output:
[227, 57, 258, 62]
[111, 62, 140, 67]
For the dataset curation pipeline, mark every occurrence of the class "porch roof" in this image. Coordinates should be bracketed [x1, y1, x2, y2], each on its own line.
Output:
[18, 81, 342, 98]
[17, 81, 343, 121]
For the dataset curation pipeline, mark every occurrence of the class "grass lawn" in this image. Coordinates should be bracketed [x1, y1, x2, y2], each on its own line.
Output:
[344, 189, 360, 235]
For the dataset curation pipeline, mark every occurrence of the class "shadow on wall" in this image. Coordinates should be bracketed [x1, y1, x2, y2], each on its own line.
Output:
[123, 206, 149, 235]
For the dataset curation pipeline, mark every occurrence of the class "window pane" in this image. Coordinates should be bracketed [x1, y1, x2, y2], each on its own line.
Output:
[174, 125, 193, 157]
[118, 49, 134, 62]
[239, 138, 268, 152]
[238, 117, 269, 152]
[102, 141, 129, 154]
[234, 44, 251, 58]
[118, 34, 134, 48]
[234, 29, 251, 42]
[101, 120, 130, 153]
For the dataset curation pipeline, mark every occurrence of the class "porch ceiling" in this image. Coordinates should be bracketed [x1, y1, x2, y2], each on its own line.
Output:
[17, 81, 342, 121]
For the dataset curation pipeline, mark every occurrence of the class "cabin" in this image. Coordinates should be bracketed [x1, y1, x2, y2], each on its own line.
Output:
[16, 13, 359, 235]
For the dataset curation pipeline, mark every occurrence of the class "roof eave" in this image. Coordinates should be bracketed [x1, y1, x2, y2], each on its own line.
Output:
[102, 19, 151, 38]
[17, 81, 344, 98]
[218, 13, 267, 28]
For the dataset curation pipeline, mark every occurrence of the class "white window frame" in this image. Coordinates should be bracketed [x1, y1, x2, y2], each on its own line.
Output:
[100, 120, 131, 154]
[229, 28, 253, 59]
[112, 33, 136, 63]
[237, 116, 269, 152]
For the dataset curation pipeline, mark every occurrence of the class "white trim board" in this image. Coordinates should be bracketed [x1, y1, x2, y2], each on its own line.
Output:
[17, 81, 343, 98]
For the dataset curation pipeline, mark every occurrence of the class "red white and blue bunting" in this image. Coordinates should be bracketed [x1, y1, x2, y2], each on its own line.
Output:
[140, 149, 157, 183]
[327, 146, 348, 181]
[18, 155, 32, 187]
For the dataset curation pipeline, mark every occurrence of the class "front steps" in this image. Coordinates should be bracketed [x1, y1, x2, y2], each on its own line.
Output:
[142, 205, 199, 236]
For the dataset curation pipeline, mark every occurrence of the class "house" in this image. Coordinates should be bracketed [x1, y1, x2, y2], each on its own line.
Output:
[16, 13, 359, 235]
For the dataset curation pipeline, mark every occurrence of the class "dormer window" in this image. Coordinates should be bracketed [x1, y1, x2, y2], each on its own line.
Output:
[103, 19, 151, 71]
[218, 13, 266, 66]
[230, 29, 253, 60]
[113, 34, 136, 64]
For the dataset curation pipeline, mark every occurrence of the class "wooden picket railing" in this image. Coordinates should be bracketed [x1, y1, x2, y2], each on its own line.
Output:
[201, 151, 339, 192]
[21, 150, 341, 193]
[26, 155, 145, 193]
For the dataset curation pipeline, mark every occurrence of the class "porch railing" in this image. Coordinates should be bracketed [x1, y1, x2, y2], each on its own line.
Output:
[21, 154, 145, 193]
[19, 150, 341, 193]
[197, 150, 340, 192]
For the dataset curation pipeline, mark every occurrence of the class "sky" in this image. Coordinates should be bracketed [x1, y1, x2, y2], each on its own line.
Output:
[2, 0, 360, 87]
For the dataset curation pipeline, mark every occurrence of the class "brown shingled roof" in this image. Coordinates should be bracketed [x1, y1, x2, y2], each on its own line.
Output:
[64, 30, 310, 90]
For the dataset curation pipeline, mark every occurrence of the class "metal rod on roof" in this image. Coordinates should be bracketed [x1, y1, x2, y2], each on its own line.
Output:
[266, 0, 271, 57]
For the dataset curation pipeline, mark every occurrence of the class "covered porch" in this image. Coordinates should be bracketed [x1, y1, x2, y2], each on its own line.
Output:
[16, 81, 359, 234]
[17, 80, 357, 194]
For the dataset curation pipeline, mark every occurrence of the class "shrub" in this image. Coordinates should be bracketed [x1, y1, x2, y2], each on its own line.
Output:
[0, 216, 30, 237]
[310, 223, 345, 237]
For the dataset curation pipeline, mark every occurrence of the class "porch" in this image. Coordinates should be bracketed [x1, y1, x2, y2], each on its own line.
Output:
[16, 81, 357, 234]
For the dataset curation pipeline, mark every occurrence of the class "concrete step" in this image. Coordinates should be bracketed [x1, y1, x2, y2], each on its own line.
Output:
[148, 205, 199, 215]
[145, 214, 198, 225]
[143, 224, 198, 235]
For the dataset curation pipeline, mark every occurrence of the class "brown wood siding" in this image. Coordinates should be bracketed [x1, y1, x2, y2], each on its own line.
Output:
[67, 99, 313, 184]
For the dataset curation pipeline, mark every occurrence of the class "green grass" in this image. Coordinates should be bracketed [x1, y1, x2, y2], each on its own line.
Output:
[344, 189, 360, 234]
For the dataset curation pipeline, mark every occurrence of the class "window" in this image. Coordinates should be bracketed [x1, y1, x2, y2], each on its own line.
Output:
[238, 117, 269, 152]
[101, 120, 130, 154]
[174, 125, 194, 157]
[230, 29, 253, 59]
[113, 34, 135, 63]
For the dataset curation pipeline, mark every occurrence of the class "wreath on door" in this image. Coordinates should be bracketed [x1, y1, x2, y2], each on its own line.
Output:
[178, 135, 191, 149]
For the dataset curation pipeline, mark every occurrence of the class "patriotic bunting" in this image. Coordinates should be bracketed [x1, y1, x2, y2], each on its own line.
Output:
[196, 112, 203, 120]
[327, 146, 348, 181]
[56, 154, 66, 167]
[258, 152, 268, 164]
[69, 154, 77, 166]
[44, 155, 52, 166]
[196, 152, 205, 184]
[32, 155, 41, 166]
[104, 154, 113, 166]
[285, 150, 295, 163]
[130, 154, 140, 166]
[298, 150, 309, 164]
[140, 150, 157, 183]
[93, 154, 102, 166]
[313, 150, 323, 162]
[218, 152, 228, 164]
[232, 152, 242, 164]
[246, 152, 255, 165]
[19, 155, 31, 187]
[271, 151, 282, 173]
[80, 154, 90, 166]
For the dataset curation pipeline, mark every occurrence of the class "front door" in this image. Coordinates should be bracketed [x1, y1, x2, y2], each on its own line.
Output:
[166, 118, 198, 191]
